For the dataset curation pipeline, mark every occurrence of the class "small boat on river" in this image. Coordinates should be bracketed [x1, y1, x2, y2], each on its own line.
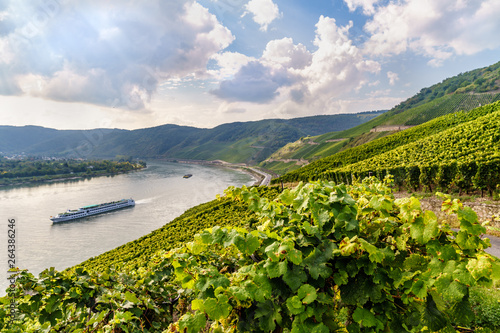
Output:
[183, 174, 193, 178]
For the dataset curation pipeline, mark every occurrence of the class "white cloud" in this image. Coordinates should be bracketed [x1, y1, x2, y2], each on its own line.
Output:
[243, 0, 280, 31]
[387, 71, 398, 86]
[212, 16, 381, 115]
[262, 38, 312, 70]
[0, 37, 14, 64]
[299, 16, 380, 98]
[344, 0, 380, 15]
[216, 101, 247, 114]
[368, 89, 391, 97]
[211, 61, 295, 103]
[208, 52, 255, 80]
[0, 0, 234, 109]
[363, 0, 500, 65]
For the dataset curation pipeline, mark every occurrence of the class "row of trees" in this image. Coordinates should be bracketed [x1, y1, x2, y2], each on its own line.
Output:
[0, 159, 145, 180]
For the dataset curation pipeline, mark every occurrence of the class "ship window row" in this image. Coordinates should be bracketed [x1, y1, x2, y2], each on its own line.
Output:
[65, 202, 129, 215]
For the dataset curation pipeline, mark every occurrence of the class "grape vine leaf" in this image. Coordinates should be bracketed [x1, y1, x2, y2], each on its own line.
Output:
[466, 255, 493, 280]
[422, 295, 448, 332]
[234, 232, 260, 255]
[203, 295, 232, 320]
[255, 300, 282, 332]
[283, 266, 308, 291]
[286, 296, 305, 315]
[352, 307, 382, 329]
[178, 312, 207, 333]
[124, 291, 140, 304]
[297, 284, 317, 304]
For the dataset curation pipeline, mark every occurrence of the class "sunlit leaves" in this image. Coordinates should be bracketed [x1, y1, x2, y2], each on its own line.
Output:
[287, 296, 305, 315]
[178, 312, 206, 333]
[202, 295, 233, 321]
[297, 284, 317, 304]
[124, 291, 140, 304]
[3, 178, 497, 333]
[466, 255, 493, 280]
[233, 232, 260, 255]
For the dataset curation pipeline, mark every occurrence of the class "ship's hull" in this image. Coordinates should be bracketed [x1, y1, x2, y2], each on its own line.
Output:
[51, 199, 135, 223]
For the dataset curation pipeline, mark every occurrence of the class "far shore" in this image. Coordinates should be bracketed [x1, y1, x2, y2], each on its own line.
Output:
[0, 167, 146, 189]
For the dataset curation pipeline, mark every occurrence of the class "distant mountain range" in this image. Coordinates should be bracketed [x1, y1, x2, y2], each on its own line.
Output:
[0, 111, 384, 164]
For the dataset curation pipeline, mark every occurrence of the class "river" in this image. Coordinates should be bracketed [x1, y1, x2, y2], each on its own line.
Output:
[0, 160, 255, 293]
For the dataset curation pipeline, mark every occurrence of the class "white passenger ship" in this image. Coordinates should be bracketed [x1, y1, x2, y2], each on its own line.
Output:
[50, 199, 135, 223]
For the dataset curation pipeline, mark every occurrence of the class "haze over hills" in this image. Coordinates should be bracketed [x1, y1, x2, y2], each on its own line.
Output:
[262, 61, 500, 174]
[0, 112, 383, 164]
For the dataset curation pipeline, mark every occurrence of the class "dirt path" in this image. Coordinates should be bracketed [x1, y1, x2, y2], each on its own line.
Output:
[485, 235, 500, 258]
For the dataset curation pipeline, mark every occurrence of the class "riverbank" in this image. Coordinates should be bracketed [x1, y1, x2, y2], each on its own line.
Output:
[0, 167, 146, 189]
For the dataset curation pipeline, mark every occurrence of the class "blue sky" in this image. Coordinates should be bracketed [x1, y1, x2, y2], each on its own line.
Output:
[0, 0, 499, 130]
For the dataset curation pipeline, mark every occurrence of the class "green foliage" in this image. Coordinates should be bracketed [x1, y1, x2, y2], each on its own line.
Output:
[388, 93, 500, 126]
[1, 263, 174, 331]
[2, 178, 498, 331]
[470, 286, 500, 329]
[168, 178, 495, 332]
[278, 102, 500, 198]
[0, 158, 145, 186]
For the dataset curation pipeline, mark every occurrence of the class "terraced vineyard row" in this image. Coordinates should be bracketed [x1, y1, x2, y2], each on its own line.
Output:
[326, 107, 500, 194]
[275, 101, 500, 185]
[404, 93, 500, 125]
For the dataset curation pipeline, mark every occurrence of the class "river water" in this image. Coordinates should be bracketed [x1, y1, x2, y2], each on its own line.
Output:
[0, 160, 255, 293]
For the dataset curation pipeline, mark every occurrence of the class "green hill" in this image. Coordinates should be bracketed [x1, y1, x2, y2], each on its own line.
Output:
[263, 61, 500, 173]
[276, 101, 500, 196]
[0, 112, 382, 164]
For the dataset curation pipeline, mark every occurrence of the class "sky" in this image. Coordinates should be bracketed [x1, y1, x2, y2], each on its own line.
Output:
[0, 0, 499, 130]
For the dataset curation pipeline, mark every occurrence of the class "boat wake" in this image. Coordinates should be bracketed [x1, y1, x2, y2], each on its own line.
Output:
[135, 197, 155, 204]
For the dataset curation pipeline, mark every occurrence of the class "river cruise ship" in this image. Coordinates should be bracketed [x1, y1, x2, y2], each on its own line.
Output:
[50, 199, 135, 223]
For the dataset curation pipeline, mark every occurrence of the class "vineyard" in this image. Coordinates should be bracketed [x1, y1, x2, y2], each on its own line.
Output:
[265, 92, 500, 176]
[77, 187, 280, 273]
[389, 93, 500, 126]
[3, 63, 500, 332]
[323, 106, 500, 196]
[276, 101, 500, 196]
[2, 179, 499, 332]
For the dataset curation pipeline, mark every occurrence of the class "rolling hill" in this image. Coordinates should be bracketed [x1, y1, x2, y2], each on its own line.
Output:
[275, 101, 500, 196]
[0, 111, 383, 164]
[263, 61, 500, 173]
